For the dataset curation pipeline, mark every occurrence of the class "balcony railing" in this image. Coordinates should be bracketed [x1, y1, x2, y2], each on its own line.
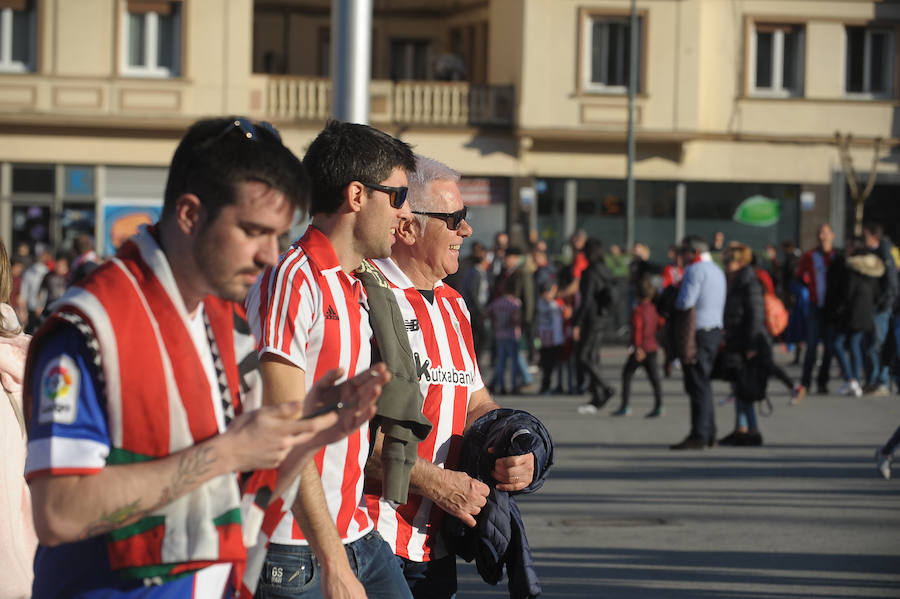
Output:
[260, 77, 514, 127]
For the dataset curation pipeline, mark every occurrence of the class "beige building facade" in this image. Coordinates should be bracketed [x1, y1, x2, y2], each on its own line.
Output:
[0, 0, 897, 258]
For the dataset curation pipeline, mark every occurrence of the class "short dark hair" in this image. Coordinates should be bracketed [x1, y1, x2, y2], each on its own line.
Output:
[162, 117, 308, 224]
[862, 221, 883, 238]
[681, 235, 709, 254]
[638, 277, 656, 301]
[303, 120, 416, 216]
[584, 238, 605, 264]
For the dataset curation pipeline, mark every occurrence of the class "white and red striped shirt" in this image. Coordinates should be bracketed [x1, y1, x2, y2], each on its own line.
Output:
[363, 257, 484, 562]
[246, 226, 374, 546]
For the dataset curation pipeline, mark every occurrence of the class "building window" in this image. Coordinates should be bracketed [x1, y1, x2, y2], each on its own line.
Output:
[0, 0, 36, 73]
[584, 15, 643, 93]
[122, 1, 181, 77]
[390, 39, 431, 80]
[846, 26, 895, 97]
[751, 24, 804, 97]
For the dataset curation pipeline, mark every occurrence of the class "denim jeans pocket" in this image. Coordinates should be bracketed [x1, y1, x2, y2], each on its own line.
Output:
[257, 547, 318, 598]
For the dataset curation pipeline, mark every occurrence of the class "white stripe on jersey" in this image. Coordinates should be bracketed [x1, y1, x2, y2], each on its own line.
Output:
[366, 258, 484, 562]
[246, 229, 374, 545]
[25, 436, 110, 475]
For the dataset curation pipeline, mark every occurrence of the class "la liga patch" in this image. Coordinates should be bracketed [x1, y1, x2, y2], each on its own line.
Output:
[38, 354, 80, 425]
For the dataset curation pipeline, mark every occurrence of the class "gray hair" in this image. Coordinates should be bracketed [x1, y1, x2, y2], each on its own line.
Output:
[407, 154, 460, 231]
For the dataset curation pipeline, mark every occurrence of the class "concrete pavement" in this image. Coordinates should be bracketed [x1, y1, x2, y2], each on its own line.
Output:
[456, 346, 900, 598]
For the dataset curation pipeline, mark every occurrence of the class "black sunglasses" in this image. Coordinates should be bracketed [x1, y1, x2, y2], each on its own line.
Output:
[411, 207, 469, 231]
[211, 117, 282, 145]
[360, 182, 408, 209]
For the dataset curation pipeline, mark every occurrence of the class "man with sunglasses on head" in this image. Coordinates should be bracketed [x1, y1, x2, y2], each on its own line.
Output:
[247, 120, 416, 599]
[23, 117, 385, 598]
[361, 155, 535, 598]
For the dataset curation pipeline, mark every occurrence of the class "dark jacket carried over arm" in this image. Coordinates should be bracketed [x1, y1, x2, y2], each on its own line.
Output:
[442, 408, 554, 599]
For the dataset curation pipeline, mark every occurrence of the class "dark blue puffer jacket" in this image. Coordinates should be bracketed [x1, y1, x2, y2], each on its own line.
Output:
[442, 408, 553, 599]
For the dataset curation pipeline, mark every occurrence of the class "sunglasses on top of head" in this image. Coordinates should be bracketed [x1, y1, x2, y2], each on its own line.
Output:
[411, 207, 469, 231]
[359, 181, 408, 209]
[210, 117, 282, 145]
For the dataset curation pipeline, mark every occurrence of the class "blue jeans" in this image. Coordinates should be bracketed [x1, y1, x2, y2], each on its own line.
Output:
[735, 399, 758, 430]
[801, 303, 834, 388]
[492, 337, 524, 390]
[833, 330, 864, 382]
[395, 555, 457, 599]
[256, 530, 412, 599]
[865, 311, 891, 386]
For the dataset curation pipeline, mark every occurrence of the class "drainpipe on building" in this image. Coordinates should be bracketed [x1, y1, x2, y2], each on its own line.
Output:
[625, 0, 638, 250]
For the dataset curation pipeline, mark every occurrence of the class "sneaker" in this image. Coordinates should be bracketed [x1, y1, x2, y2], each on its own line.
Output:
[789, 384, 807, 406]
[577, 403, 599, 415]
[865, 384, 891, 397]
[611, 406, 631, 417]
[815, 384, 829, 395]
[849, 379, 863, 398]
[645, 407, 664, 418]
[876, 449, 892, 480]
[836, 381, 854, 396]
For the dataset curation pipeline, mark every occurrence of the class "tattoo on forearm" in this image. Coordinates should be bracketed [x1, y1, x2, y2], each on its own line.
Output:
[78, 446, 218, 540]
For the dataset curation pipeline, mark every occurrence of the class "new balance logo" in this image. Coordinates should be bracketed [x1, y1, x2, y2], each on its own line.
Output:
[324, 306, 339, 320]
[405, 319, 420, 332]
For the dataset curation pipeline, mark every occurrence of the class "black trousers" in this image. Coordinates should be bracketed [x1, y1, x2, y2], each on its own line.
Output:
[682, 328, 723, 443]
[620, 350, 662, 410]
[577, 326, 613, 405]
[538, 344, 562, 391]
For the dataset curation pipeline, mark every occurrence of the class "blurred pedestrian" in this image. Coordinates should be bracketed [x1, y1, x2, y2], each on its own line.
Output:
[794, 224, 838, 400]
[861, 222, 897, 396]
[718, 244, 769, 446]
[487, 281, 525, 395]
[20, 245, 50, 334]
[670, 235, 726, 450]
[68, 233, 100, 286]
[574, 238, 616, 414]
[827, 239, 885, 398]
[876, 425, 900, 479]
[536, 280, 566, 394]
[612, 277, 663, 418]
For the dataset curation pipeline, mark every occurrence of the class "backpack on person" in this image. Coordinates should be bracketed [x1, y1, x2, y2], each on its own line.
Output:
[763, 293, 789, 337]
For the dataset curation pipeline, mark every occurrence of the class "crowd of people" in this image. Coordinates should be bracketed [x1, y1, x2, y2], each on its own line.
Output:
[1, 115, 898, 599]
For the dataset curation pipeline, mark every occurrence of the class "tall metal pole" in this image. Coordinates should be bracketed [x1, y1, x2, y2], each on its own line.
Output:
[332, 0, 372, 124]
[625, 0, 638, 250]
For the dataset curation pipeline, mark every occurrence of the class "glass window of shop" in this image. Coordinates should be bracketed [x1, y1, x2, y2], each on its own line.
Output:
[685, 181, 799, 253]
[10, 165, 54, 254]
[535, 177, 678, 263]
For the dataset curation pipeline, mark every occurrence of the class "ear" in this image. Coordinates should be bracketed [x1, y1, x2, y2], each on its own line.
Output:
[395, 217, 419, 247]
[173, 194, 205, 235]
[345, 181, 366, 214]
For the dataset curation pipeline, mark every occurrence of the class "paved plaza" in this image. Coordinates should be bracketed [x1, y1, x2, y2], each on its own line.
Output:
[456, 346, 900, 598]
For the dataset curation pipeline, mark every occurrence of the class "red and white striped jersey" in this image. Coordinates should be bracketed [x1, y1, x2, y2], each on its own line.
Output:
[246, 226, 374, 546]
[363, 257, 484, 562]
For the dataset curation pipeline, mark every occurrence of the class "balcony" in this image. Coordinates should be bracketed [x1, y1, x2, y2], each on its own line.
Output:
[253, 76, 514, 128]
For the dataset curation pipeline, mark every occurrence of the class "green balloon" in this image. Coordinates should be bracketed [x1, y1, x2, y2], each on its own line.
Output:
[733, 195, 780, 227]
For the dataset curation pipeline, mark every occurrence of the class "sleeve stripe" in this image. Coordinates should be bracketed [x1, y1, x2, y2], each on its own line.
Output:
[25, 436, 110, 477]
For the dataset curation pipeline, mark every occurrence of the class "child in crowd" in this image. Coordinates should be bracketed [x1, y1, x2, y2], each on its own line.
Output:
[536, 281, 567, 394]
[613, 277, 664, 417]
[487, 281, 525, 394]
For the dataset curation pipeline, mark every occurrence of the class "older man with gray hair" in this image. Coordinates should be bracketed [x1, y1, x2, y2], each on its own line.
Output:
[363, 155, 535, 598]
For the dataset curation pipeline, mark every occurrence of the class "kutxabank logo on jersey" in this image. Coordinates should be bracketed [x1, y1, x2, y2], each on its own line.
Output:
[414, 352, 475, 386]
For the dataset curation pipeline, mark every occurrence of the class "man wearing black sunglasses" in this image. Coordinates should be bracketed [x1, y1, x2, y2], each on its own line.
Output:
[247, 120, 416, 599]
[361, 155, 535, 598]
[25, 117, 385, 598]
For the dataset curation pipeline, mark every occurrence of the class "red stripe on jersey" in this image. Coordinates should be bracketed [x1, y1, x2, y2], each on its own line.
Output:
[272, 250, 306, 355]
[88, 263, 171, 456]
[391, 289, 443, 556]
[445, 294, 477, 366]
